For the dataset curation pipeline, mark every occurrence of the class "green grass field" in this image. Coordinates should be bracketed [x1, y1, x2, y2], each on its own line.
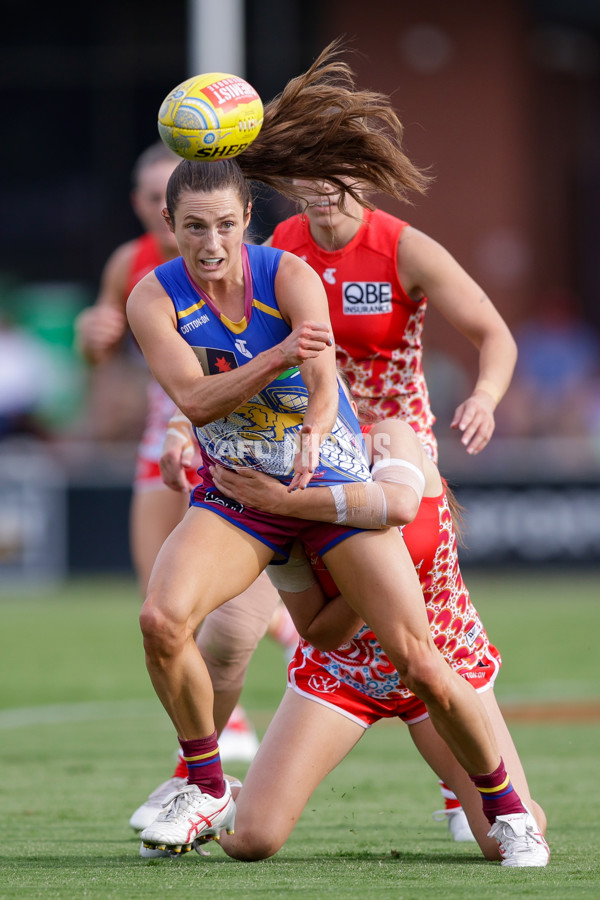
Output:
[1, 570, 599, 899]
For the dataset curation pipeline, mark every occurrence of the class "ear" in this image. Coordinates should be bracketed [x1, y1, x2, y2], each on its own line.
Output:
[244, 202, 252, 229]
[161, 208, 175, 233]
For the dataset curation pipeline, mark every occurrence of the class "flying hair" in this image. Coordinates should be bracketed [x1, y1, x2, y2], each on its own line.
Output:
[237, 39, 431, 210]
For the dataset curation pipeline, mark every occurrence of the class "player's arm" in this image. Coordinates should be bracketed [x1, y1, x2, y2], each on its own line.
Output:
[74, 243, 132, 364]
[274, 252, 339, 489]
[267, 542, 364, 650]
[159, 410, 196, 494]
[211, 417, 435, 528]
[398, 226, 518, 455]
[126, 271, 332, 428]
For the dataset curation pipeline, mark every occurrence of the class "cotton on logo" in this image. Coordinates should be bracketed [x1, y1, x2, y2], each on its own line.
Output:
[308, 674, 340, 693]
[323, 268, 337, 285]
[234, 339, 253, 358]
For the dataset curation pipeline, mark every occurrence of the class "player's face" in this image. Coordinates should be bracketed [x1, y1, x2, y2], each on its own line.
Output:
[131, 160, 179, 249]
[294, 179, 360, 229]
[168, 188, 251, 285]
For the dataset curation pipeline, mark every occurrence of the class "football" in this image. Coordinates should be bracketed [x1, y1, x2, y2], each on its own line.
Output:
[158, 72, 264, 161]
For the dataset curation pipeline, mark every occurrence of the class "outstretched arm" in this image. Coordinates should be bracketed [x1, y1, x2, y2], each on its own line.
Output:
[398, 227, 517, 455]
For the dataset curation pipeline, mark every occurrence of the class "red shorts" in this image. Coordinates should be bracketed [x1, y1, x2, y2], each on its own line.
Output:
[190, 482, 363, 559]
[133, 457, 204, 493]
[287, 644, 502, 728]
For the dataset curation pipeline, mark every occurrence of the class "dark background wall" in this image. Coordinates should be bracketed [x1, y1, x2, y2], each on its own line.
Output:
[1, 1, 599, 579]
[2, 1, 599, 339]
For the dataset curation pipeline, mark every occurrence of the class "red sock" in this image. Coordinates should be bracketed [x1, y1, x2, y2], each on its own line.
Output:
[172, 751, 188, 779]
[471, 758, 526, 825]
[179, 732, 225, 798]
[439, 780, 461, 812]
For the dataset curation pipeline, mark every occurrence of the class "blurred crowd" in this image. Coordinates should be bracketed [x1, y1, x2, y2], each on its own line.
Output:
[1, 277, 600, 452]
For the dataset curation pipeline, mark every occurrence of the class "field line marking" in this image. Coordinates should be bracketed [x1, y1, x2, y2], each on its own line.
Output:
[0, 699, 162, 729]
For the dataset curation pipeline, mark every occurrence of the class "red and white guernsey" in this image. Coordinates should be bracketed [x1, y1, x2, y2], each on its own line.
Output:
[293, 486, 498, 709]
[271, 209, 437, 459]
[125, 234, 180, 484]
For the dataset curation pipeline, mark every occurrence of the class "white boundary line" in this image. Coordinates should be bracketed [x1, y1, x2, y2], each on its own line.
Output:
[0, 699, 163, 729]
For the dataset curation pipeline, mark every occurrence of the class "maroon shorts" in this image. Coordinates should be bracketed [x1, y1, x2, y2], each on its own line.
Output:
[190, 482, 363, 560]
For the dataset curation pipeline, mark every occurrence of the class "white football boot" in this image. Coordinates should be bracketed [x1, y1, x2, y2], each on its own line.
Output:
[487, 808, 550, 867]
[129, 775, 188, 832]
[140, 782, 235, 856]
[432, 807, 476, 842]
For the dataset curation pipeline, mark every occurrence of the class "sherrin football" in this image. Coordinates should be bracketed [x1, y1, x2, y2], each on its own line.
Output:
[158, 72, 264, 161]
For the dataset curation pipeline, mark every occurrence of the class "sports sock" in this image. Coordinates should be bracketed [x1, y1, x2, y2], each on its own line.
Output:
[470, 758, 526, 825]
[439, 779, 462, 812]
[179, 732, 225, 798]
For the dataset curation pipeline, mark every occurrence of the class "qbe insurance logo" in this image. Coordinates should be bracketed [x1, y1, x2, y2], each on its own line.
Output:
[342, 281, 392, 315]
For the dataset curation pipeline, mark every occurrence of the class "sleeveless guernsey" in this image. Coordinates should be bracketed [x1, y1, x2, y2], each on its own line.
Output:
[155, 243, 371, 487]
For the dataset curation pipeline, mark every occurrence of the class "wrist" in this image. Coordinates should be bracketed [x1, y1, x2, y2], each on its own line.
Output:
[474, 379, 502, 407]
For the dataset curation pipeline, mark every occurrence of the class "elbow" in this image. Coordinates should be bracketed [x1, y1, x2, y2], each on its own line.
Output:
[177, 398, 210, 428]
[384, 494, 420, 527]
[305, 630, 335, 652]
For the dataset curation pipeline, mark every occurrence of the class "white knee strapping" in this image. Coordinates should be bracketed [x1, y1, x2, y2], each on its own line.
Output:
[371, 458, 426, 502]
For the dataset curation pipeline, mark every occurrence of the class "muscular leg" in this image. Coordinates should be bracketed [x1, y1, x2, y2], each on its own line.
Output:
[140, 507, 274, 740]
[323, 529, 499, 777]
[130, 486, 189, 594]
[408, 688, 546, 859]
[196, 571, 281, 732]
[220, 689, 364, 860]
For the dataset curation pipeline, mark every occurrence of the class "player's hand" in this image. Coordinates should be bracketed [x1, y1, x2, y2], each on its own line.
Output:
[75, 306, 127, 363]
[450, 390, 496, 455]
[209, 465, 286, 512]
[289, 423, 321, 491]
[160, 431, 195, 493]
[276, 321, 333, 368]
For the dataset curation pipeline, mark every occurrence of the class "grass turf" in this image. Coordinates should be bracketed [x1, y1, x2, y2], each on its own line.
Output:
[0, 571, 598, 898]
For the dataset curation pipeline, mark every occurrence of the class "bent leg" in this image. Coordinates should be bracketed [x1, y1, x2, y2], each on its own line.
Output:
[408, 687, 547, 860]
[408, 717, 500, 859]
[323, 529, 499, 777]
[220, 689, 364, 860]
[140, 507, 273, 741]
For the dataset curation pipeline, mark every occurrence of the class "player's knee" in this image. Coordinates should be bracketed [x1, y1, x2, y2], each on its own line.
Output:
[224, 822, 281, 861]
[139, 601, 188, 662]
[401, 649, 453, 710]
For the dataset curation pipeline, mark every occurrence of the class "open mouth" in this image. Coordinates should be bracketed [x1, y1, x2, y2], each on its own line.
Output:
[308, 197, 337, 209]
[200, 258, 223, 266]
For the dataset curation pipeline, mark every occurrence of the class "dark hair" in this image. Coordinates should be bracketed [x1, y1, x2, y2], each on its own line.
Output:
[165, 158, 252, 219]
[164, 39, 430, 218]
